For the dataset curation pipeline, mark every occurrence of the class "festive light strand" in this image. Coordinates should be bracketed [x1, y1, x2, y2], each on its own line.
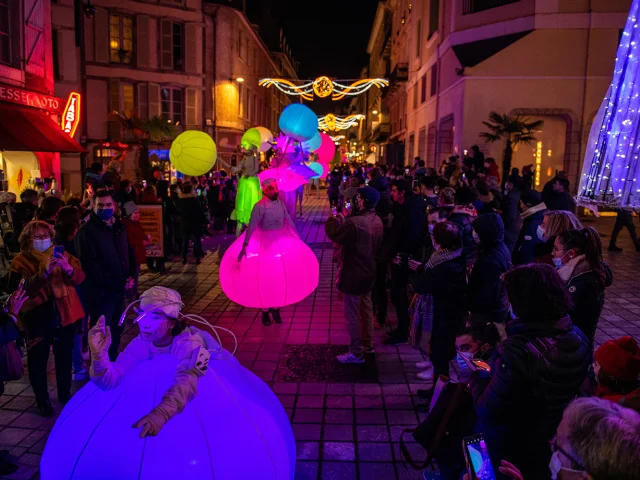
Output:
[259, 77, 388, 101]
[318, 114, 365, 131]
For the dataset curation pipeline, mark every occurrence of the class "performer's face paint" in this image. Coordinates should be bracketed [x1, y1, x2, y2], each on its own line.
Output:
[264, 184, 279, 200]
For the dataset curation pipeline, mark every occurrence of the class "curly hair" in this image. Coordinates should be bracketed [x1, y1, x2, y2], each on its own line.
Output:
[18, 221, 54, 253]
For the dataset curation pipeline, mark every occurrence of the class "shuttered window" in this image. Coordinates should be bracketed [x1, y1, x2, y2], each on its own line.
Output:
[161, 88, 184, 125]
[109, 14, 133, 64]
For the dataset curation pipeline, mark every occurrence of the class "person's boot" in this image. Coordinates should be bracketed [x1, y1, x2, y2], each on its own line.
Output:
[608, 244, 623, 252]
[261, 311, 271, 326]
[38, 399, 54, 417]
[0, 459, 18, 476]
[270, 308, 282, 324]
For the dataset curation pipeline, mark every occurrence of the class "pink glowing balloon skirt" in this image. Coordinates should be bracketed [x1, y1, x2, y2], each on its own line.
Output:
[220, 230, 319, 309]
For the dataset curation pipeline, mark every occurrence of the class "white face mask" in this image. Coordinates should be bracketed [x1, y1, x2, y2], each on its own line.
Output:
[472, 231, 481, 244]
[33, 238, 52, 252]
[537, 225, 547, 242]
[549, 450, 586, 480]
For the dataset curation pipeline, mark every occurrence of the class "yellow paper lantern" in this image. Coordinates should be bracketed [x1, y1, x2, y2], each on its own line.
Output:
[170, 131, 217, 176]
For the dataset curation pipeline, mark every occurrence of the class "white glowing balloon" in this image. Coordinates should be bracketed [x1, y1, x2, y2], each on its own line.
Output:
[255, 126, 274, 153]
[41, 354, 295, 480]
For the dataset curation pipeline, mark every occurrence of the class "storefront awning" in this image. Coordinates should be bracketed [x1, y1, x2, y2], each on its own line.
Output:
[0, 104, 86, 153]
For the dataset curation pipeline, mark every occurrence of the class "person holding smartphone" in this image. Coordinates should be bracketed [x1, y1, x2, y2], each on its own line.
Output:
[10, 221, 86, 417]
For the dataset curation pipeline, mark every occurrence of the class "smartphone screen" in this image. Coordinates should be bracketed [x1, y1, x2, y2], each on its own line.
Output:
[405, 168, 409, 174]
[18, 278, 26, 290]
[53, 245, 64, 258]
[458, 353, 491, 373]
[345, 202, 351, 211]
[342, 176, 347, 182]
[331, 207, 338, 216]
[463, 435, 497, 480]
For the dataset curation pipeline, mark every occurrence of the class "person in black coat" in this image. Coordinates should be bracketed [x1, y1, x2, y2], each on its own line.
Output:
[545, 177, 576, 213]
[74, 190, 135, 361]
[410, 221, 467, 379]
[385, 179, 426, 345]
[470, 264, 590, 479]
[445, 187, 477, 266]
[501, 181, 521, 254]
[554, 228, 613, 346]
[178, 182, 208, 265]
[469, 213, 511, 324]
[513, 189, 546, 265]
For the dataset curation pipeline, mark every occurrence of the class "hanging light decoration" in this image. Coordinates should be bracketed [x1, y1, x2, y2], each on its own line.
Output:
[259, 76, 388, 101]
[318, 114, 366, 131]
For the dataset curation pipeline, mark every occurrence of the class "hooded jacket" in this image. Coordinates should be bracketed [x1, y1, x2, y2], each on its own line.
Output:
[468, 214, 511, 321]
[501, 190, 521, 253]
[447, 205, 477, 266]
[470, 315, 590, 479]
[513, 203, 546, 265]
[386, 195, 426, 261]
[369, 175, 392, 219]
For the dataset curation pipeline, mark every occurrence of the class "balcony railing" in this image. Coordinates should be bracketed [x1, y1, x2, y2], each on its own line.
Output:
[390, 63, 409, 84]
[462, 0, 520, 15]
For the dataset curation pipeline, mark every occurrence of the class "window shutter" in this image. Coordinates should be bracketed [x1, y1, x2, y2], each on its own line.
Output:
[185, 23, 198, 74]
[148, 83, 160, 118]
[109, 79, 121, 113]
[24, 0, 44, 75]
[160, 20, 172, 69]
[137, 83, 149, 119]
[137, 15, 150, 68]
[186, 88, 199, 128]
[94, 8, 109, 64]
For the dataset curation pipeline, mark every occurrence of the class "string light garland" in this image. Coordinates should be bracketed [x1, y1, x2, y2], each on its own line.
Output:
[318, 114, 366, 131]
[259, 77, 389, 101]
[578, 0, 640, 208]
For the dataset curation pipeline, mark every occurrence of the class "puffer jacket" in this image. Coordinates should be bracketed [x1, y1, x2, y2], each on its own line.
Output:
[325, 210, 384, 295]
[447, 206, 477, 266]
[563, 259, 613, 345]
[468, 213, 511, 322]
[470, 316, 590, 479]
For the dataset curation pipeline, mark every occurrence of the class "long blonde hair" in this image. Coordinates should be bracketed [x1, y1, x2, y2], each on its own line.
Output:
[544, 210, 583, 239]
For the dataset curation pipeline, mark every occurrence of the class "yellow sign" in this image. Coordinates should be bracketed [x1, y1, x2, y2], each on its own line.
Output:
[138, 205, 164, 258]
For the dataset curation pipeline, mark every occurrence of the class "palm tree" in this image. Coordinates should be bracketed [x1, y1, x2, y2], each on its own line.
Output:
[114, 112, 177, 179]
[479, 112, 544, 186]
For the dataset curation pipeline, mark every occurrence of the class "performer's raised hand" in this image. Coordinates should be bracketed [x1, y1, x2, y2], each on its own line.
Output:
[237, 246, 247, 262]
[133, 409, 167, 438]
[88, 315, 111, 358]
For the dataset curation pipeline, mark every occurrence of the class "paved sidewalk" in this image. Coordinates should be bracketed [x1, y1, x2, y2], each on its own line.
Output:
[0, 194, 639, 480]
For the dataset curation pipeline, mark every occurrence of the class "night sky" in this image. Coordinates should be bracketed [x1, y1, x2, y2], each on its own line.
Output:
[246, 0, 378, 114]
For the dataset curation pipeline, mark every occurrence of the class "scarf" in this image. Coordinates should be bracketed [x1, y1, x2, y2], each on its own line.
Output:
[451, 204, 478, 218]
[557, 254, 586, 282]
[179, 192, 197, 199]
[520, 202, 547, 220]
[30, 247, 70, 300]
[410, 248, 463, 353]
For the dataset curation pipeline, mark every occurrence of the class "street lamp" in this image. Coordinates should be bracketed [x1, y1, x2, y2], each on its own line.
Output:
[372, 110, 378, 115]
[235, 77, 245, 83]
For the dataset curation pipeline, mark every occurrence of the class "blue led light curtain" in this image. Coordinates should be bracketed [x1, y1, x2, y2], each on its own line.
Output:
[579, 0, 640, 207]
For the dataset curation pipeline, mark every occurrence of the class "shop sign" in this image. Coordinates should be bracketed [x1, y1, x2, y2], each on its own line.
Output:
[61, 92, 81, 137]
[0, 84, 64, 112]
[138, 205, 164, 258]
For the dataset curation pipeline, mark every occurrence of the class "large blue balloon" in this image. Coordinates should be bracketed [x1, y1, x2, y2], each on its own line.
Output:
[279, 104, 318, 141]
[308, 162, 324, 179]
[302, 131, 322, 152]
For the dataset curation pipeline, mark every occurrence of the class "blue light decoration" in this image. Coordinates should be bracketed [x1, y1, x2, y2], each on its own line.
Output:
[302, 131, 322, 152]
[278, 104, 318, 142]
[41, 354, 296, 479]
[578, 0, 640, 208]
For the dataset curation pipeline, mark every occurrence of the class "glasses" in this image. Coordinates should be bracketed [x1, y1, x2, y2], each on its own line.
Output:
[551, 245, 566, 254]
[550, 436, 586, 471]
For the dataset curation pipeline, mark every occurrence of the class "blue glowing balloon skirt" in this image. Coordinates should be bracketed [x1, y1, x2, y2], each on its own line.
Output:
[41, 354, 296, 480]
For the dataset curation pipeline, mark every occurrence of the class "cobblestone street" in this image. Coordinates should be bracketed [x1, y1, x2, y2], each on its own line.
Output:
[1, 195, 639, 480]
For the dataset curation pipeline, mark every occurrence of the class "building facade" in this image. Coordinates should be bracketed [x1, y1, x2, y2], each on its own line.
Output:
[52, 0, 205, 191]
[381, 0, 631, 190]
[204, 4, 296, 166]
[0, 0, 83, 195]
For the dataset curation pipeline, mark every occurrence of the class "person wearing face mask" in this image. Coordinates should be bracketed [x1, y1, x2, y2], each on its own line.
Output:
[496, 397, 640, 480]
[88, 286, 220, 438]
[468, 213, 512, 324]
[513, 189, 546, 265]
[422, 207, 448, 260]
[534, 210, 583, 266]
[553, 228, 612, 346]
[75, 190, 135, 362]
[454, 323, 500, 383]
[10, 221, 86, 417]
[325, 187, 383, 364]
[237, 178, 300, 326]
[469, 264, 590, 480]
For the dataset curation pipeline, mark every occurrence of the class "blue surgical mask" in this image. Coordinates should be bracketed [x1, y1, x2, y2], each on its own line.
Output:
[456, 351, 475, 374]
[552, 257, 564, 269]
[549, 450, 585, 480]
[96, 208, 114, 221]
[537, 225, 547, 242]
[32, 238, 52, 252]
[428, 224, 435, 234]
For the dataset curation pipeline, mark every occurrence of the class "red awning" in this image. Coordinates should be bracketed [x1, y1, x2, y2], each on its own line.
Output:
[0, 104, 86, 153]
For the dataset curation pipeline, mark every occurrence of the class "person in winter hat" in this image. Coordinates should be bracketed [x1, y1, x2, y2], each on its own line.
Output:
[88, 286, 219, 437]
[594, 336, 640, 403]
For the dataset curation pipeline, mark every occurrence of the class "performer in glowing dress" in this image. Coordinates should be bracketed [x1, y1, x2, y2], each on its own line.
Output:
[40, 286, 296, 480]
[232, 145, 262, 235]
[220, 178, 319, 326]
